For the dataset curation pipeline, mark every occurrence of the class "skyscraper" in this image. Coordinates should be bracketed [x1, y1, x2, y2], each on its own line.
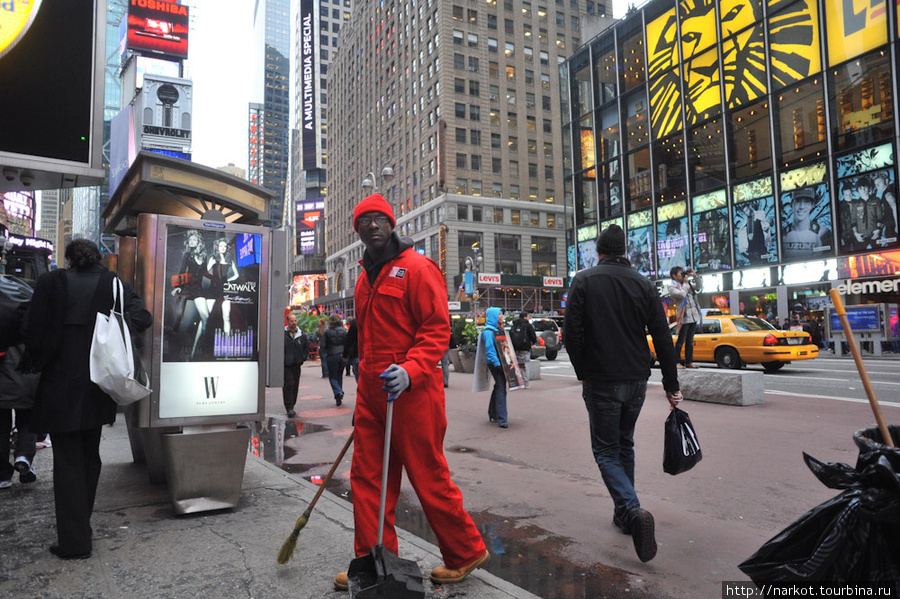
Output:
[324, 0, 604, 312]
[259, 0, 292, 228]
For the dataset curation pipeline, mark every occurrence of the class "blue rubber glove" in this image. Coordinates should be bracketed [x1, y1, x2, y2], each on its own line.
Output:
[379, 364, 410, 401]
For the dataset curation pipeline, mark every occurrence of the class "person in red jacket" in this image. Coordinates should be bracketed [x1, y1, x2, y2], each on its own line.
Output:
[334, 194, 488, 591]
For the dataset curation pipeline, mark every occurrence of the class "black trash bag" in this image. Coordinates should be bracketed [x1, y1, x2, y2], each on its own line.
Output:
[0, 275, 33, 351]
[739, 425, 900, 591]
[663, 407, 702, 475]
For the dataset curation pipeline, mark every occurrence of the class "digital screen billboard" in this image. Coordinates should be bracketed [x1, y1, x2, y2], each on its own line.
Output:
[829, 305, 882, 333]
[0, 0, 96, 165]
[290, 272, 326, 306]
[126, 0, 189, 60]
[296, 199, 324, 256]
[299, 0, 318, 171]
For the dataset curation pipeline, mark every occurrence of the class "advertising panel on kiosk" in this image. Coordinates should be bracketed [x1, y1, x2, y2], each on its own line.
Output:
[154, 217, 268, 426]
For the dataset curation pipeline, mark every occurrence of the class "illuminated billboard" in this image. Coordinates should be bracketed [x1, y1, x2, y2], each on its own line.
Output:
[249, 104, 264, 185]
[0, 0, 104, 191]
[296, 199, 324, 256]
[126, 0, 189, 61]
[824, 0, 886, 66]
[299, 0, 318, 171]
[290, 272, 327, 306]
[140, 75, 192, 153]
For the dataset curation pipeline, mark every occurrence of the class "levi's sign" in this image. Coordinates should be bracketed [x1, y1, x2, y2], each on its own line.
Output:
[478, 273, 501, 285]
[836, 278, 900, 295]
[543, 277, 563, 287]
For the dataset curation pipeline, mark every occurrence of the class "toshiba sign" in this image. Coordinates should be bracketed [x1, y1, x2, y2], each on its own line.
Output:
[835, 278, 900, 295]
[543, 277, 564, 287]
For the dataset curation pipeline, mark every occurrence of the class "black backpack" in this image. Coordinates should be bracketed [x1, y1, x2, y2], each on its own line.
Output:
[509, 321, 530, 351]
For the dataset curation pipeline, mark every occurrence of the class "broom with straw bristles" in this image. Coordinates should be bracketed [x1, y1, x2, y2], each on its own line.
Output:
[277, 433, 354, 564]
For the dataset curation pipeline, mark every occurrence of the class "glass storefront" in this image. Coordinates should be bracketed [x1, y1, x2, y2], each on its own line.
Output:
[562, 0, 900, 316]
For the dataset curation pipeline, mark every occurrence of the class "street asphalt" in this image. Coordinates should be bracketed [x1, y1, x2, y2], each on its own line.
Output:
[0, 368, 540, 599]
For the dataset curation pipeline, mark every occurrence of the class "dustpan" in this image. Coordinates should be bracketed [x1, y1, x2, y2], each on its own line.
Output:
[347, 401, 425, 599]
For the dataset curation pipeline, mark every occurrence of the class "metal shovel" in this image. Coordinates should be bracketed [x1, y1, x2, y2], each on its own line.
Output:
[347, 401, 426, 599]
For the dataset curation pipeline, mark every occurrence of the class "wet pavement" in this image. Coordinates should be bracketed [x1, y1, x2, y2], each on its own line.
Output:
[247, 368, 668, 599]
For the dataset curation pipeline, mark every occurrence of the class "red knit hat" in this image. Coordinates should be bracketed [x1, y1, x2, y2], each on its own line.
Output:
[353, 194, 396, 231]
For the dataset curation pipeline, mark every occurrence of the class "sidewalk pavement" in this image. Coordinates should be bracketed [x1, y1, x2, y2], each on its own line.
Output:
[0, 365, 539, 599]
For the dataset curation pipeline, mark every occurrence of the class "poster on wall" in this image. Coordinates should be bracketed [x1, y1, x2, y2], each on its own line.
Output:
[656, 201, 689, 277]
[160, 224, 261, 419]
[780, 163, 834, 262]
[576, 223, 599, 269]
[627, 209, 654, 277]
[824, 0, 886, 66]
[692, 190, 732, 271]
[834, 144, 899, 254]
[734, 195, 777, 267]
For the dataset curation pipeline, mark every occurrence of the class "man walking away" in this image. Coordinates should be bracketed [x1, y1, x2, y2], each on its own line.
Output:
[564, 224, 682, 563]
[283, 314, 309, 418]
[509, 312, 537, 388]
[668, 266, 703, 368]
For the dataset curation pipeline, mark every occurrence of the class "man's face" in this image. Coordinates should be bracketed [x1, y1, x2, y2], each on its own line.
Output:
[287, 315, 298, 331]
[857, 184, 871, 200]
[673, 269, 685, 283]
[357, 211, 394, 254]
[793, 198, 813, 220]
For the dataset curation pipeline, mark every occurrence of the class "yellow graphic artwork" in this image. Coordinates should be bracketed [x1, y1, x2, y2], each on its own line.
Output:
[648, 0, 822, 137]
[1, 0, 42, 59]
[825, 0, 887, 66]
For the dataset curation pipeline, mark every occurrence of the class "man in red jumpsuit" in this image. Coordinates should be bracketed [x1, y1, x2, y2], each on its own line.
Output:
[334, 194, 488, 591]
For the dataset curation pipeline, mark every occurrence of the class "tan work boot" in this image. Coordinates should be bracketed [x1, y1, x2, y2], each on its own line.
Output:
[334, 571, 348, 591]
[430, 550, 490, 584]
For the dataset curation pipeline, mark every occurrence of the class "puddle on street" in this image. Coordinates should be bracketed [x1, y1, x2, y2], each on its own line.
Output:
[251, 418, 659, 599]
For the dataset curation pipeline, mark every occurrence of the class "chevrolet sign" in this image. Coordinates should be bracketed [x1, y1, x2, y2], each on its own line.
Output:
[143, 125, 191, 139]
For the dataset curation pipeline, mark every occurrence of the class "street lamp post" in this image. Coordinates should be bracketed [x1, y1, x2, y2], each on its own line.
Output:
[361, 166, 395, 195]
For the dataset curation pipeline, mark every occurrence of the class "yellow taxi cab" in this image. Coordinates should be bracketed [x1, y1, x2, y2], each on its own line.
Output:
[647, 314, 819, 371]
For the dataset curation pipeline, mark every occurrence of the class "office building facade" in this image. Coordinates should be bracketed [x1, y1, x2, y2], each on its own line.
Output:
[324, 0, 606, 314]
[561, 0, 900, 323]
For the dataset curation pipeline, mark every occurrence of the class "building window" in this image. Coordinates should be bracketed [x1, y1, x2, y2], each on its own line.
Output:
[525, 69, 535, 85]
[687, 117, 727, 192]
[506, 65, 516, 80]
[488, 13, 498, 29]
[556, 11, 565, 26]
[507, 89, 517, 105]
[494, 207, 505, 223]
[471, 155, 482, 171]
[456, 178, 468, 194]
[829, 50, 893, 152]
[468, 56, 479, 72]
[455, 127, 467, 143]
[470, 105, 481, 120]
[540, 50, 549, 66]
[529, 163, 538, 178]
[470, 81, 480, 96]
[468, 33, 479, 47]
[527, 114, 537, 130]
[473, 205, 483, 221]
[457, 204, 468, 219]
[456, 153, 467, 168]
[505, 18, 514, 34]
[524, 46, 534, 61]
[542, 95, 551, 110]
[541, 73, 551, 89]
[454, 78, 466, 93]
[510, 160, 519, 177]
[493, 183, 503, 197]
[471, 180, 483, 195]
[729, 99, 772, 181]
[453, 30, 464, 45]
[452, 5, 464, 20]
[509, 137, 519, 152]
[775, 77, 826, 168]
[545, 165, 555, 181]
[492, 133, 501, 148]
[458, 231, 483, 273]
[454, 53, 465, 69]
[489, 61, 499, 77]
[505, 42, 515, 58]
[470, 129, 482, 145]
[490, 84, 499, 101]
[495, 233, 521, 274]
[455, 102, 466, 117]
[488, 37, 498, 53]
[490, 109, 501, 125]
[492, 157, 503, 173]
[543, 118, 552, 133]
[510, 185, 520, 200]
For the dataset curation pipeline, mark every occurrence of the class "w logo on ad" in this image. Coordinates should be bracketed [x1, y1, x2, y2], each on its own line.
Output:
[204, 376, 220, 399]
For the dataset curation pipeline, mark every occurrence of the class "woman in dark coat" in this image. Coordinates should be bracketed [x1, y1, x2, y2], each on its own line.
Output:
[26, 239, 151, 560]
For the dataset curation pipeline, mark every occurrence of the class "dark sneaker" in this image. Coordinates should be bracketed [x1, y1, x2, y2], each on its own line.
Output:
[287, 410, 297, 418]
[0, 479, 11, 489]
[612, 513, 631, 535]
[628, 507, 657, 562]
[14, 457, 36, 483]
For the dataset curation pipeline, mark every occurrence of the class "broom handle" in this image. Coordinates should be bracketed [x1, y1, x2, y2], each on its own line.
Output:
[308, 433, 354, 513]
[828, 289, 894, 448]
[376, 401, 394, 546]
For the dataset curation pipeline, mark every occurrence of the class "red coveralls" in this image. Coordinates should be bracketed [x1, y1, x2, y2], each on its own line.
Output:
[351, 248, 486, 568]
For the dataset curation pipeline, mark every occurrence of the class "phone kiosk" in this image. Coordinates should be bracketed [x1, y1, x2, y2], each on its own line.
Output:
[102, 151, 286, 514]
[825, 304, 888, 356]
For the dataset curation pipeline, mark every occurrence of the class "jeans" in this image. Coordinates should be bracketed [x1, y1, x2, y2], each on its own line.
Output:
[674, 322, 697, 365]
[1, 409, 36, 481]
[282, 364, 301, 411]
[515, 350, 531, 388]
[326, 354, 345, 397]
[487, 365, 508, 426]
[441, 349, 450, 386]
[582, 379, 647, 521]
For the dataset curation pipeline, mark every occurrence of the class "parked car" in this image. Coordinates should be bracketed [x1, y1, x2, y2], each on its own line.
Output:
[530, 317, 563, 361]
[647, 314, 819, 371]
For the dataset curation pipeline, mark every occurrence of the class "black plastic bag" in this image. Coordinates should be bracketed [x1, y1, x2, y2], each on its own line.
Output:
[0, 275, 32, 351]
[739, 426, 900, 590]
[663, 407, 702, 475]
